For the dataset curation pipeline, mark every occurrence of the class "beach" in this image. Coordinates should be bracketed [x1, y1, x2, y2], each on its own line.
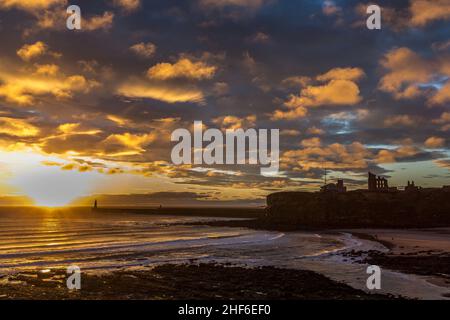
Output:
[0, 209, 449, 300]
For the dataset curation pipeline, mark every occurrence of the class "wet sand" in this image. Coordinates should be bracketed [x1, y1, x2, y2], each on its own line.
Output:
[0, 264, 396, 300]
[348, 229, 450, 289]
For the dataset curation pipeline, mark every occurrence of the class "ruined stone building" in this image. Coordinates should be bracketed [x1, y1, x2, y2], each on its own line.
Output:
[368, 172, 389, 192]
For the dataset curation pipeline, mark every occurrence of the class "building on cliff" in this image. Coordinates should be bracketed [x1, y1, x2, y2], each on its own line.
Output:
[368, 172, 395, 192]
[405, 181, 420, 192]
[368, 172, 388, 191]
[321, 179, 347, 193]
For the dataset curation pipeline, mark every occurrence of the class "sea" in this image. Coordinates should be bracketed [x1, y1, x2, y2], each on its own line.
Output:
[0, 211, 448, 299]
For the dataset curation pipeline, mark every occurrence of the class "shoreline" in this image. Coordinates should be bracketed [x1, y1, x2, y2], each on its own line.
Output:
[0, 210, 448, 299]
[347, 230, 450, 285]
[183, 219, 450, 298]
[0, 264, 398, 300]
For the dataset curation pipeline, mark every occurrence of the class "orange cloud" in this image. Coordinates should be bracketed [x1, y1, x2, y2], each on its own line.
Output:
[375, 146, 420, 164]
[113, 0, 141, 12]
[101, 132, 156, 156]
[307, 127, 325, 135]
[212, 115, 256, 130]
[384, 115, 416, 127]
[0, 0, 64, 11]
[34, 63, 59, 76]
[280, 129, 300, 136]
[130, 42, 156, 58]
[316, 67, 365, 82]
[424, 136, 445, 148]
[270, 106, 307, 120]
[17, 41, 48, 61]
[0, 66, 100, 105]
[429, 81, 450, 105]
[378, 47, 450, 104]
[301, 137, 321, 147]
[292, 79, 362, 107]
[147, 58, 216, 80]
[378, 47, 432, 99]
[117, 81, 204, 103]
[272, 67, 364, 120]
[409, 0, 450, 27]
[84, 12, 114, 31]
[432, 112, 450, 131]
[283, 142, 370, 171]
[0, 117, 40, 137]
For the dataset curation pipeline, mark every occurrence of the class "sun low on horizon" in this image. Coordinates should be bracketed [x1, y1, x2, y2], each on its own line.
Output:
[0, 0, 449, 208]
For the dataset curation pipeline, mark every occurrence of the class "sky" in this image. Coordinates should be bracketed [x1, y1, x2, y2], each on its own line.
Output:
[0, 0, 449, 207]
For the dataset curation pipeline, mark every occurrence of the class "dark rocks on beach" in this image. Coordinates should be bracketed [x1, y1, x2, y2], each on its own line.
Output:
[0, 264, 399, 300]
[362, 253, 450, 278]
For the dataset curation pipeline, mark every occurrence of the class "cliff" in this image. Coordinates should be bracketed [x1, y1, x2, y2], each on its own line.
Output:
[266, 189, 450, 228]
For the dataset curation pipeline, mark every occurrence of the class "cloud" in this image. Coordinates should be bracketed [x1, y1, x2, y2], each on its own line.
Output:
[212, 82, 229, 96]
[322, 1, 341, 16]
[212, 115, 256, 130]
[378, 47, 432, 99]
[84, 12, 114, 31]
[0, 1, 93, 35]
[101, 132, 156, 156]
[283, 142, 371, 172]
[56, 123, 101, 136]
[432, 40, 450, 52]
[292, 79, 362, 107]
[0, 66, 100, 105]
[281, 76, 312, 88]
[0, 0, 64, 12]
[130, 42, 156, 58]
[199, 0, 267, 9]
[378, 47, 450, 104]
[41, 129, 156, 158]
[113, 0, 141, 12]
[434, 159, 450, 169]
[270, 106, 308, 120]
[249, 32, 270, 43]
[429, 81, 450, 105]
[0, 117, 40, 137]
[301, 137, 321, 147]
[374, 146, 421, 164]
[272, 67, 364, 120]
[34, 63, 60, 76]
[17, 42, 48, 61]
[316, 67, 365, 82]
[307, 127, 325, 135]
[15, 4, 114, 33]
[432, 112, 450, 131]
[384, 115, 416, 127]
[409, 0, 450, 27]
[147, 58, 217, 80]
[280, 129, 300, 136]
[117, 81, 204, 103]
[424, 136, 445, 148]
[355, 1, 450, 30]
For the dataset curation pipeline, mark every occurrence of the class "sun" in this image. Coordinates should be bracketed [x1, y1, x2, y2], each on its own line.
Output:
[4, 151, 95, 207]
[16, 168, 95, 207]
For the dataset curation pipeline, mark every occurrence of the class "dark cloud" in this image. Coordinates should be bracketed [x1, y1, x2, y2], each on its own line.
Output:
[0, 0, 449, 205]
